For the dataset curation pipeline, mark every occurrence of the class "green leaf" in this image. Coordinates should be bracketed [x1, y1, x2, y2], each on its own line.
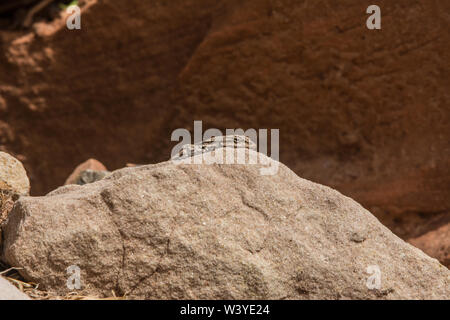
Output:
[59, 1, 79, 10]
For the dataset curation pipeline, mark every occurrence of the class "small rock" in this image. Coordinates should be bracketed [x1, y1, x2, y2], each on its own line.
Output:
[0, 152, 30, 196]
[0, 276, 30, 300]
[75, 170, 110, 185]
[65, 159, 108, 185]
[409, 223, 450, 268]
[0, 152, 29, 248]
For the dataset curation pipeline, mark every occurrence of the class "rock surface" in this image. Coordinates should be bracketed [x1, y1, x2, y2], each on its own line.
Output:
[409, 223, 450, 269]
[2, 151, 449, 299]
[0, 152, 30, 196]
[0, 276, 30, 300]
[0, 152, 29, 247]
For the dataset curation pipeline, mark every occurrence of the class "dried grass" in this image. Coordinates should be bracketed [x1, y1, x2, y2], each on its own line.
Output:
[0, 265, 127, 300]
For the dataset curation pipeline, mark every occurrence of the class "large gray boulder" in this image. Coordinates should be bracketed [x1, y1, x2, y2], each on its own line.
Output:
[0, 276, 30, 300]
[1, 150, 449, 299]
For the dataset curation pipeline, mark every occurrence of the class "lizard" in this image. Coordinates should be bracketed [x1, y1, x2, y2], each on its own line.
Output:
[172, 135, 257, 161]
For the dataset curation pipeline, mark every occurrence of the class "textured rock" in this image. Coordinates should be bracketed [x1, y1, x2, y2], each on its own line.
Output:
[0, 276, 30, 300]
[0, 152, 29, 247]
[2, 150, 449, 299]
[65, 159, 108, 185]
[0, 152, 30, 195]
[409, 223, 450, 269]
